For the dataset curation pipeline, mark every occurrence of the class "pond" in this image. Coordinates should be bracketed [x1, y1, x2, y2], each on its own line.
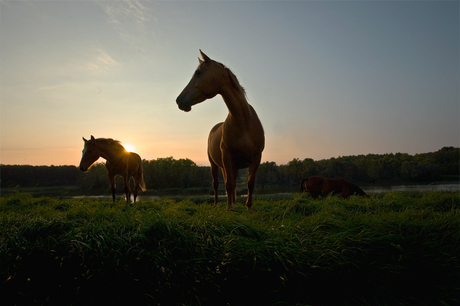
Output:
[361, 182, 459, 193]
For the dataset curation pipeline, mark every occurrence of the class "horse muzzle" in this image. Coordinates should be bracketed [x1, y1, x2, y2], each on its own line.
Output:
[78, 164, 88, 172]
[176, 97, 192, 112]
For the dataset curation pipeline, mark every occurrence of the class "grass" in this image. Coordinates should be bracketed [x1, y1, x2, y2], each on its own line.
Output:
[1, 191, 459, 305]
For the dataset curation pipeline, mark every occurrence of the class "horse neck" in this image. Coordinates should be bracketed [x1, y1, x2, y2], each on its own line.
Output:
[220, 86, 253, 124]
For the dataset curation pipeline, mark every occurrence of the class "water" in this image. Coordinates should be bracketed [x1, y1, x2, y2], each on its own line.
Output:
[71, 182, 459, 200]
[362, 182, 459, 193]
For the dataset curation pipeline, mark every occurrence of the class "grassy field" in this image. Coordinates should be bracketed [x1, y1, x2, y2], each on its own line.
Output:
[1, 191, 459, 305]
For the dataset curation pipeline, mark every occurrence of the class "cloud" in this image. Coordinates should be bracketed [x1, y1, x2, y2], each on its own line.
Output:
[83, 49, 119, 72]
[96, 0, 156, 53]
[97, 0, 154, 25]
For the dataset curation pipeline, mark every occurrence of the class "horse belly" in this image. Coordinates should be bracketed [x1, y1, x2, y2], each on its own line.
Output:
[209, 122, 263, 170]
[228, 148, 254, 169]
[224, 131, 262, 168]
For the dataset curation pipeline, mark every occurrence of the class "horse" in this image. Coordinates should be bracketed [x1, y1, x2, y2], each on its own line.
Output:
[176, 50, 265, 211]
[78, 136, 146, 203]
[299, 176, 367, 199]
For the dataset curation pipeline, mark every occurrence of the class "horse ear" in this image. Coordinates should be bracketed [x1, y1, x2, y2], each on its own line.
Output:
[198, 57, 204, 64]
[199, 49, 211, 63]
[90, 135, 95, 141]
[83, 137, 88, 142]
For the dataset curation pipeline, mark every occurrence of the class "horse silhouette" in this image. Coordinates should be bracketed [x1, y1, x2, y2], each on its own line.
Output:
[79, 136, 146, 203]
[299, 176, 367, 199]
[176, 50, 264, 211]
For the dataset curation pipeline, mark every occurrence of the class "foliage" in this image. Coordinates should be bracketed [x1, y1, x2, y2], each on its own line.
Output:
[142, 157, 210, 190]
[1, 191, 459, 305]
[0, 165, 79, 187]
[258, 146, 459, 187]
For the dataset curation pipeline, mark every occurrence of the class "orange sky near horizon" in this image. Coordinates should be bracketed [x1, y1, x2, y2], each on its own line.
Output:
[1, 1, 458, 167]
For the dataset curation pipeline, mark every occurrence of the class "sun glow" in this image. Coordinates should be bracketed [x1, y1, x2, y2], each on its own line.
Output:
[124, 144, 135, 153]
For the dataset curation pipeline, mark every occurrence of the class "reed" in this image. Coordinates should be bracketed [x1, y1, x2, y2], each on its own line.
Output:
[1, 191, 459, 305]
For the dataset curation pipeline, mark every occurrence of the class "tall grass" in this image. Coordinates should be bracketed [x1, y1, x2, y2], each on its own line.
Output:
[1, 191, 459, 305]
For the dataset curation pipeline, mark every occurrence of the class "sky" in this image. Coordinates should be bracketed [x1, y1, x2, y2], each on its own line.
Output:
[1, 0, 459, 167]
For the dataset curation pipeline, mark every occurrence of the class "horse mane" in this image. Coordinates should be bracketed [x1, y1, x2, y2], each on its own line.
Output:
[215, 61, 247, 98]
[95, 138, 126, 152]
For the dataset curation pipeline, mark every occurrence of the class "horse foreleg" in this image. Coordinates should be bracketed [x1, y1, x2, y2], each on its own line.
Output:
[341, 185, 351, 199]
[210, 161, 219, 205]
[246, 158, 261, 211]
[223, 165, 237, 210]
[310, 192, 320, 199]
[229, 168, 239, 209]
[108, 174, 116, 202]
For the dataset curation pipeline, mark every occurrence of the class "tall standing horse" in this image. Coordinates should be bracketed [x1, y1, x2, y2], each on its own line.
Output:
[299, 176, 367, 199]
[176, 50, 265, 211]
[78, 136, 146, 203]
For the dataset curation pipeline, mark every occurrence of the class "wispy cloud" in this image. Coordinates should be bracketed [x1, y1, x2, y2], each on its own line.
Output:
[96, 0, 156, 53]
[97, 0, 154, 25]
[83, 49, 119, 72]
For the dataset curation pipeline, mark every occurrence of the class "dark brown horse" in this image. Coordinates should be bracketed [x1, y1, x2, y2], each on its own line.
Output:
[78, 136, 146, 203]
[299, 176, 367, 199]
[176, 50, 265, 211]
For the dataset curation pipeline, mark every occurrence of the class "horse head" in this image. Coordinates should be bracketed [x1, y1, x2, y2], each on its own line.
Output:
[79, 135, 101, 172]
[176, 50, 227, 112]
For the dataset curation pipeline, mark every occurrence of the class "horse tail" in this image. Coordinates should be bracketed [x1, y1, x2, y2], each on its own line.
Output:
[139, 161, 147, 192]
[299, 178, 308, 193]
[135, 154, 146, 192]
[139, 175, 146, 192]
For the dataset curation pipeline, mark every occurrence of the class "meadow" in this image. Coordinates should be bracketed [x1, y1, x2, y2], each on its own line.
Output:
[1, 191, 459, 305]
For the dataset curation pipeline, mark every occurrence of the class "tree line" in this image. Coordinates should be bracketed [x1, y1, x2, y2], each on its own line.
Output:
[257, 146, 459, 189]
[1, 147, 458, 194]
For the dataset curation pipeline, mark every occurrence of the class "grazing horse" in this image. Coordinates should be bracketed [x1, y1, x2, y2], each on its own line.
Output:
[299, 176, 367, 199]
[176, 50, 265, 211]
[78, 136, 146, 203]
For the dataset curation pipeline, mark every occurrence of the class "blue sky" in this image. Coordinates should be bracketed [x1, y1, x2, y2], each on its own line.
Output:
[1, 0, 458, 166]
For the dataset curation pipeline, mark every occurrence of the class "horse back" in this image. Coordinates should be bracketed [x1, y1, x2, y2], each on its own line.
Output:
[301, 176, 367, 199]
[128, 152, 143, 175]
[106, 151, 142, 177]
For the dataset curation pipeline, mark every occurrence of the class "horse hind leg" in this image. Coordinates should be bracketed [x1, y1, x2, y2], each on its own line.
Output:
[123, 176, 131, 203]
[133, 173, 143, 203]
[133, 180, 139, 203]
[340, 184, 351, 199]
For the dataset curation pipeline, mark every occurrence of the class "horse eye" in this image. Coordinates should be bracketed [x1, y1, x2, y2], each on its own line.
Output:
[194, 70, 201, 77]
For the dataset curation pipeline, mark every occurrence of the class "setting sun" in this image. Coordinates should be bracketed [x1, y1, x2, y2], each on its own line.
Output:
[124, 144, 135, 153]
